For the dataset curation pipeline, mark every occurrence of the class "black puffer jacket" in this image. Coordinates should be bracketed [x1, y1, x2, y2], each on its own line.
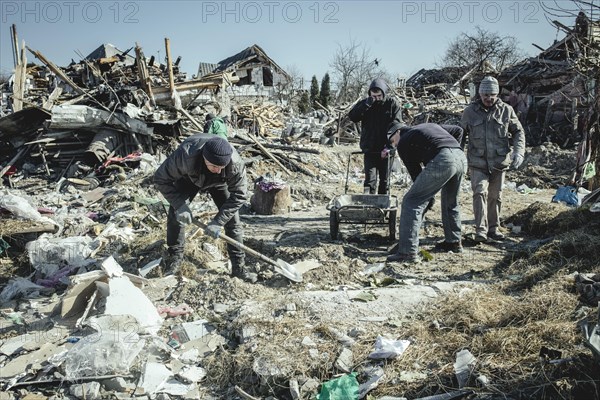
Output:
[348, 78, 403, 153]
[154, 133, 248, 226]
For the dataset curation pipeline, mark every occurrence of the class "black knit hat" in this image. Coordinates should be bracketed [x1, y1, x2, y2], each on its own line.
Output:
[203, 137, 233, 166]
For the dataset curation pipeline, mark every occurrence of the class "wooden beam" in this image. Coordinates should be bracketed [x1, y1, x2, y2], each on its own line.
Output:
[164, 38, 176, 99]
[27, 46, 85, 95]
[135, 43, 155, 105]
[43, 86, 63, 110]
[10, 24, 19, 68]
[12, 41, 25, 112]
[247, 134, 292, 176]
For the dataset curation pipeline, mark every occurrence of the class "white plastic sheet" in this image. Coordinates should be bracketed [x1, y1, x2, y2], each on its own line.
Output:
[368, 336, 410, 359]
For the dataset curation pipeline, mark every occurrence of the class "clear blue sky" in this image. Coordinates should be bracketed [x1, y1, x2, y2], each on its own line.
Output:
[0, 1, 577, 86]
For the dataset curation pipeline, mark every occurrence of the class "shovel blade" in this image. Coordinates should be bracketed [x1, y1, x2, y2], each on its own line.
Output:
[275, 259, 303, 282]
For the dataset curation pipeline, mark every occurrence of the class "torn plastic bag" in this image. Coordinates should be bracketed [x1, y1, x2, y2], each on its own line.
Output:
[551, 185, 580, 207]
[368, 336, 410, 359]
[316, 372, 359, 400]
[63, 315, 145, 379]
[27, 235, 94, 271]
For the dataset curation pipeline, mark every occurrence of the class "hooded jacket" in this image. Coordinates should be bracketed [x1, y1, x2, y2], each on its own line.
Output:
[204, 117, 228, 139]
[461, 99, 525, 172]
[154, 133, 248, 226]
[348, 78, 403, 153]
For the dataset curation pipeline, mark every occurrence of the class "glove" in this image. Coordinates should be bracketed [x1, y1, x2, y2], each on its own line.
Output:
[205, 221, 222, 239]
[365, 96, 375, 107]
[175, 204, 192, 225]
[511, 153, 524, 169]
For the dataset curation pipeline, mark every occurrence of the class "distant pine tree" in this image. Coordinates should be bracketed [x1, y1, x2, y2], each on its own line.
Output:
[320, 73, 331, 108]
[298, 91, 310, 114]
[310, 75, 320, 109]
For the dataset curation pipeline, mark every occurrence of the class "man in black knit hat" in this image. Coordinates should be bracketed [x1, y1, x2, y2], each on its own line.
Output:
[154, 134, 254, 282]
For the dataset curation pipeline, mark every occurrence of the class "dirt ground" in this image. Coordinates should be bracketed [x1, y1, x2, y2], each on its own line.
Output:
[1, 138, 599, 399]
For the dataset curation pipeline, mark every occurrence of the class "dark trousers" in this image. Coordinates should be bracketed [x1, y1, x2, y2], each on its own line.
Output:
[364, 152, 389, 194]
[166, 179, 245, 269]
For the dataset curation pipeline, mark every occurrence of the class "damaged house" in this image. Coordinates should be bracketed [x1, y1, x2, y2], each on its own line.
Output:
[498, 12, 600, 149]
[197, 44, 291, 99]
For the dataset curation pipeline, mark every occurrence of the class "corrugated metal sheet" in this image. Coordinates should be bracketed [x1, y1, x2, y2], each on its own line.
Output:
[196, 62, 218, 78]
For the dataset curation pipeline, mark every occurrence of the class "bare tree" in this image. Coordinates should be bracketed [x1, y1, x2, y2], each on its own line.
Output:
[275, 64, 304, 111]
[540, 0, 600, 22]
[441, 26, 523, 72]
[329, 38, 389, 104]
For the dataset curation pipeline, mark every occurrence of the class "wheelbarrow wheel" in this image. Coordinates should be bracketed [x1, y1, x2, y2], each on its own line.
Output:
[330, 211, 339, 240]
[388, 210, 397, 240]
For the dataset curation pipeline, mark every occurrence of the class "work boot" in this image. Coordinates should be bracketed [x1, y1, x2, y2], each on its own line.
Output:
[434, 241, 463, 253]
[164, 250, 184, 276]
[487, 229, 505, 241]
[386, 252, 421, 264]
[231, 264, 258, 283]
[473, 233, 488, 243]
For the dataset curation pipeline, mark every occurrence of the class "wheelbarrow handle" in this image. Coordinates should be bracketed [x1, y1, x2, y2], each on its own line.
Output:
[192, 218, 280, 269]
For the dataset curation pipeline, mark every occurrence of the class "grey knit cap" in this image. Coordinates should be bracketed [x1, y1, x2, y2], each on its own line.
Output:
[479, 76, 499, 94]
[203, 137, 232, 166]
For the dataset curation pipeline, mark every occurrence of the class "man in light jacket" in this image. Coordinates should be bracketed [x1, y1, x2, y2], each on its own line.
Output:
[461, 76, 525, 242]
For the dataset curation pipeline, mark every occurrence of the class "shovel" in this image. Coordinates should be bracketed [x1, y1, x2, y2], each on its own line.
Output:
[192, 218, 303, 283]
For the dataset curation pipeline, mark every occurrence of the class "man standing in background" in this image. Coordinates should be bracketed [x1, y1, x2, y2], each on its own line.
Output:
[349, 78, 403, 194]
[461, 76, 526, 242]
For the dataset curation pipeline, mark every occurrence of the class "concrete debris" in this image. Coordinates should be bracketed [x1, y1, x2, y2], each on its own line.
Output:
[334, 348, 353, 373]
[0, 342, 67, 380]
[170, 319, 214, 343]
[69, 381, 101, 400]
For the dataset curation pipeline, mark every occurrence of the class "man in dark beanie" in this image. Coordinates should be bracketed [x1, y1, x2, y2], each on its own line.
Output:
[154, 133, 254, 282]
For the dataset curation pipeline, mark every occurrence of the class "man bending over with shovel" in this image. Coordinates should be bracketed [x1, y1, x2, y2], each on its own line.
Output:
[154, 134, 256, 282]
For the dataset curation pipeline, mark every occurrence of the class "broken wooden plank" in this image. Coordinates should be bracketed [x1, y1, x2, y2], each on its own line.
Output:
[12, 40, 27, 112]
[135, 43, 155, 105]
[27, 46, 85, 95]
[247, 134, 292, 176]
[42, 87, 63, 110]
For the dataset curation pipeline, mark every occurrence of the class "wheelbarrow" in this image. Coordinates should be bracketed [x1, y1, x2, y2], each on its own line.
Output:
[326, 151, 398, 240]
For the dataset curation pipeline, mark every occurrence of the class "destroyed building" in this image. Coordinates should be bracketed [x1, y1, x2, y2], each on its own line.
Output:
[498, 12, 600, 149]
[197, 44, 291, 99]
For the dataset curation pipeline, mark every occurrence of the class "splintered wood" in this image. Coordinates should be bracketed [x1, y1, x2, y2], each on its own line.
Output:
[235, 103, 284, 136]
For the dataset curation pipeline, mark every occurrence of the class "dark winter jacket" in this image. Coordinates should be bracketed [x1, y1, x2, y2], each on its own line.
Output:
[348, 78, 403, 153]
[153, 133, 247, 226]
[393, 123, 463, 180]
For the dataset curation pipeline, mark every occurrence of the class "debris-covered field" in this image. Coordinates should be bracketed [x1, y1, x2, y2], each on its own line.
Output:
[1, 138, 599, 400]
[2, 12, 600, 399]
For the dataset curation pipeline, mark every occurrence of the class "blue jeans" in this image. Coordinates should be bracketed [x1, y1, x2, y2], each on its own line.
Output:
[397, 148, 467, 255]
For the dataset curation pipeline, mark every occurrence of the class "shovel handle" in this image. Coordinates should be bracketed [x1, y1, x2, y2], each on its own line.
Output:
[192, 218, 279, 269]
